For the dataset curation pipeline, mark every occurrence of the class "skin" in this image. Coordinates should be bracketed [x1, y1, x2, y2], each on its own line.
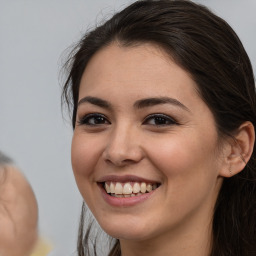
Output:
[71, 43, 232, 256]
[0, 165, 38, 256]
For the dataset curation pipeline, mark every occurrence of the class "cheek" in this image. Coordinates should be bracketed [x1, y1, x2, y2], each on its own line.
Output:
[71, 132, 102, 176]
[71, 133, 105, 213]
[143, 133, 221, 225]
[146, 130, 220, 192]
[71, 133, 101, 196]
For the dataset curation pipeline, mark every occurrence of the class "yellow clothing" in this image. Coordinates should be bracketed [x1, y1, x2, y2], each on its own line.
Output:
[30, 238, 52, 256]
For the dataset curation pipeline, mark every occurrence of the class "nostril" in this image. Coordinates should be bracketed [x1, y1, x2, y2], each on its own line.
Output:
[102, 137, 144, 166]
[104, 158, 138, 167]
[103, 150, 137, 166]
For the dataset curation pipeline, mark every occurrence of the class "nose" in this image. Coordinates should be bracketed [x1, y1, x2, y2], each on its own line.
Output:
[102, 124, 144, 167]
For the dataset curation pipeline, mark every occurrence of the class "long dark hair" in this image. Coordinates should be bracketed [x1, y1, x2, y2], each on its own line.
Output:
[62, 1, 256, 255]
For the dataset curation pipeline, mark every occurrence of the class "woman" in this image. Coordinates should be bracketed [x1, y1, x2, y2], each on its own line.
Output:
[62, 0, 256, 255]
[0, 151, 52, 256]
[0, 152, 38, 255]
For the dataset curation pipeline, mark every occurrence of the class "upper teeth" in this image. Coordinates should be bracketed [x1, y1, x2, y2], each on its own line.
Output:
[104, 182, 158, 195]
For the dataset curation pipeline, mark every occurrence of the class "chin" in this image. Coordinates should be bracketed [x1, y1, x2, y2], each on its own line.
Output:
[105, 228, 151, 241]
[97, 215, 154, 241]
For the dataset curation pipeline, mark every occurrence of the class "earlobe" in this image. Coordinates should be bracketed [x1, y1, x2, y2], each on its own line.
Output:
[219, 121, 255, 178]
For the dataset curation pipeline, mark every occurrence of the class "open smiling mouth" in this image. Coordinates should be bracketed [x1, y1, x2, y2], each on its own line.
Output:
[101, 181, 161, 198]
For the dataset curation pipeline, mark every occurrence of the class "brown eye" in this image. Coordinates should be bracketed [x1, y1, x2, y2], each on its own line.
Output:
[78, 113, 110, 126]
[143, 114, 177, 126]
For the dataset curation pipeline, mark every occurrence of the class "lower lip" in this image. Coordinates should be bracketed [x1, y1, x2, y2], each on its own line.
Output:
[99, 185, 157, 207]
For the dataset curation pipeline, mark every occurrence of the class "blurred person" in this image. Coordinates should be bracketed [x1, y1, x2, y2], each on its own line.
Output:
[0, 151, 38, 256]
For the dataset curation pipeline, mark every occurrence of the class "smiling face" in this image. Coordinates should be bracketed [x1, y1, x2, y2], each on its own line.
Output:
[71, 43, 225, 247]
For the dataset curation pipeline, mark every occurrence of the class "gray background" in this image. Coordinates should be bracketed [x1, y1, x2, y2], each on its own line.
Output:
[0, 0, 255, 255]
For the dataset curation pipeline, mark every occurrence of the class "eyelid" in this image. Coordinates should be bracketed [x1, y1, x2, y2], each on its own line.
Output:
[77, 112, 178, 127]
[77, 113, 110, 126]
[142, 113, 178, 126]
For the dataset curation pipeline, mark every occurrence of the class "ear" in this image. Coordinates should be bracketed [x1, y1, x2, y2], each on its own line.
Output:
[219, 121, 255, 178]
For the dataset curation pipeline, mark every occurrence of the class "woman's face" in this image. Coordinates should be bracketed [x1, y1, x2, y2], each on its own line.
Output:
[72, 43, 225, 242]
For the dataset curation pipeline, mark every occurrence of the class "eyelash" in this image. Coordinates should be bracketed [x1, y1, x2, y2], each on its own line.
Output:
[77, 113, 110, 126]
[142, 114, 177, 126]
[77, 113, 178, 127]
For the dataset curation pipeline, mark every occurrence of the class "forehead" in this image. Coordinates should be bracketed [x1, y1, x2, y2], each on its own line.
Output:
[79, 42, 200, 106]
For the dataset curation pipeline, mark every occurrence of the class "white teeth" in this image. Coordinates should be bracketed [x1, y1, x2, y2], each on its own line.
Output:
[133, 182, 141, 194]
[115, 182, 123, 194]
[110, 183, 115, 193]
[146, 184, 152, 192]
[105, 183, 111, 193]
[140, 182, 146, 193]
[123, 183, 133, 194]
[105, 181, 159, 196]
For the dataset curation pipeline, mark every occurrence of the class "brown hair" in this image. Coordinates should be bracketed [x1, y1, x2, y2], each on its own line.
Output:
[62, 1, 256, 255]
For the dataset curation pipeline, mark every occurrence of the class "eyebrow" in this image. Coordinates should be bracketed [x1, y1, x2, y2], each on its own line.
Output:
[77, 96, 190, 112]
[134, 97, 190, 112]
[78, 96, 112, 109]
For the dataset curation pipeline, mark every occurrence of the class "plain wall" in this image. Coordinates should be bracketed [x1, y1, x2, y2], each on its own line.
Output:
[0, 1, 255, 255]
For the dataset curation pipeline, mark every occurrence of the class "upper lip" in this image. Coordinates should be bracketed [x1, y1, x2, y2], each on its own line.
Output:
[97, 175, 161, 184]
